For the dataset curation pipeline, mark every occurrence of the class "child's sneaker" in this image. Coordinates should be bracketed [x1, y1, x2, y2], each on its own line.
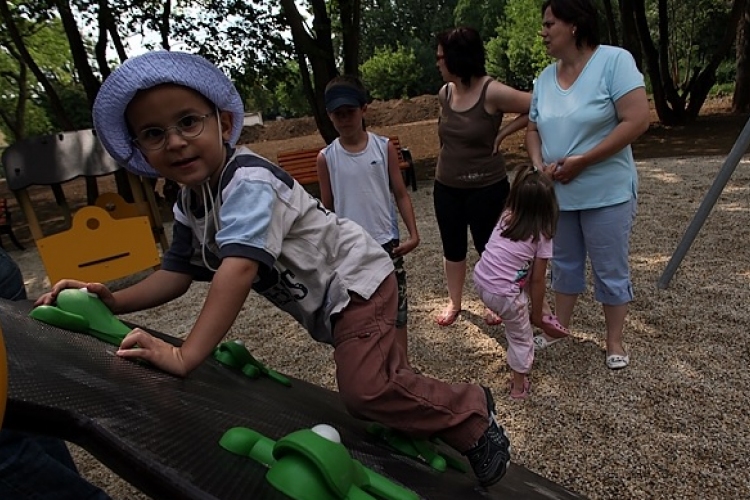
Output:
[463, 387, 511, 487]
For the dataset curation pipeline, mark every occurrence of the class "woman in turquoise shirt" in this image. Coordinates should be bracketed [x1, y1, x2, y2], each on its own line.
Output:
[526, 0, 650, 370]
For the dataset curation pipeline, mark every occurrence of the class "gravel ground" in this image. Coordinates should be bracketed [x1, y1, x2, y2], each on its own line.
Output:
[11, 154, 750, 499]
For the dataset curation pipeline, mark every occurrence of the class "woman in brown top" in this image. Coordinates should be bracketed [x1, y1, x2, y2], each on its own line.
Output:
[434, 27, 532, 326]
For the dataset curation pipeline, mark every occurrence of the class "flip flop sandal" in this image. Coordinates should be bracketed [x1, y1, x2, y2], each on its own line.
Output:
[435, 308, 462, 326]
[533, 333, 565, 351]
[541, 314, 570, 339]
[484, 309, 504, 326]
[606, 353, 630, 370]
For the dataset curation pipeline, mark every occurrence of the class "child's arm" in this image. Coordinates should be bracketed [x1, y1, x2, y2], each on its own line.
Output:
[316, 151, 334, 210]
[110, 270, 193, 313]
[117, 257, 258, 376]
[528, 256, 548, 327]
[386, 140, 420, 257]
[35, 269, 192, 314]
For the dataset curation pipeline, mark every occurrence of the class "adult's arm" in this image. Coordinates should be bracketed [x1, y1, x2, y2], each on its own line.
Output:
[487, 80, 531, 153]
[316, 151, 335, 210]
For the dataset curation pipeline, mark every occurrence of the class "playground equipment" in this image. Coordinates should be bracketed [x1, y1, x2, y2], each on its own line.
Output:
[1, 298, 587, 500]
[1, 129, 167, 284]
[658, 116, 750, 288]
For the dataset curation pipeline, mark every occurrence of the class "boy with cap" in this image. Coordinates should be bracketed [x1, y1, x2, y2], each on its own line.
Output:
[317, 75, 419, 354]
[36, 51, 511, 487]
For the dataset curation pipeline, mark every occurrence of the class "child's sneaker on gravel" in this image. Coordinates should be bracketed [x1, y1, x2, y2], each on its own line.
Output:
[463, 387, 511, 487]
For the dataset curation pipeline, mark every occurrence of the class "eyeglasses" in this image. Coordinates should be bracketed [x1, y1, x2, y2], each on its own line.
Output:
[133, 112, 215, 151]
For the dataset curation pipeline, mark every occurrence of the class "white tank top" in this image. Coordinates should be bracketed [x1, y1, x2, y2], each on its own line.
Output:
[322, 132, 399, 244]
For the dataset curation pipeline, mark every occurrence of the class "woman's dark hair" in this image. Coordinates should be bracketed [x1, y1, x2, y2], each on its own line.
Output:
[542, 0, 600, 49]
[501, 164, 558, 242]
[436, 26, 486, 86]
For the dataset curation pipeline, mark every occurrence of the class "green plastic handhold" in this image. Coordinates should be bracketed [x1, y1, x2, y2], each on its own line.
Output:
[29, 289, 132, 346]
[219, 427, 276, 466]
[219, 427, 419, 500]
[367, 424, 468, 474]
[213, 340, 291, 387]
[29, 305, 90, 333]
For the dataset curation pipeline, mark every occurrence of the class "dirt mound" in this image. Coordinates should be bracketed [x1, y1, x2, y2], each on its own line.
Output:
[239, 95, 440, 143]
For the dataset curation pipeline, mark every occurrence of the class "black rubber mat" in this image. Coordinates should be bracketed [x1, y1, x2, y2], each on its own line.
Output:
[0, 299, 585, 500]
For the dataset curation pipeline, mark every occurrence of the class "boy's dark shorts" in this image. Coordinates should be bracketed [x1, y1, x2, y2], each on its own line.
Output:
[382, 240, 407, 328]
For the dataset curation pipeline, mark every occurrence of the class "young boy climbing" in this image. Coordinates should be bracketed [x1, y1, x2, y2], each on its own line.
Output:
[35, 51, 511, 487]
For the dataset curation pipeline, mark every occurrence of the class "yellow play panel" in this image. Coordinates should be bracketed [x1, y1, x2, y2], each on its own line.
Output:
[36, 205, 160, 284]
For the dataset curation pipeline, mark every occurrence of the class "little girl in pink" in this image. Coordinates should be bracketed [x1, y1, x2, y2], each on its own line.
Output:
[473, 164, 567, 399]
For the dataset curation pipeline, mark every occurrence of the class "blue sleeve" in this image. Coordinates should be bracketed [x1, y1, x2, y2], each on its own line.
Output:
[607, 48, 645, 102]
[162, 220, 214, 281]
[215, 178, 277, 270]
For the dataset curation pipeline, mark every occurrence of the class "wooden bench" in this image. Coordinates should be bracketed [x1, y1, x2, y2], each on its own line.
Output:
[276, 136, 417, 191]
[0, 198, 24, 250]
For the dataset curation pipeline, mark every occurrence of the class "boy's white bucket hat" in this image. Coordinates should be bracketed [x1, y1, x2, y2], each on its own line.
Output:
[92, 51, 244, 177]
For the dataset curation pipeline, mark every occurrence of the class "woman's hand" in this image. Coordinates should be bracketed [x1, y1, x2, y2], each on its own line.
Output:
[551, 155, 587, 184]
[116, 329, 190, 377]
[35, 279, 117, 311]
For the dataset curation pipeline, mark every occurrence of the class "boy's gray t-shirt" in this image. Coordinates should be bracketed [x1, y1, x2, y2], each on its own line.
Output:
[162, 146, 394, 344]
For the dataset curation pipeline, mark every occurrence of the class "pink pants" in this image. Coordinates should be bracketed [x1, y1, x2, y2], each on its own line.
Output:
[332, 273, 488, 452]
[475, 284, 534, 375]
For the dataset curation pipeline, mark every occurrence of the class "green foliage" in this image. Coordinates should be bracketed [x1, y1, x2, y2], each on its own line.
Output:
[487, 0, 551, 90]
[235, 60, 311, 119]
[0, 15, 79, 141]
[360, 45, 423, 100]
[360, 0, 459, 63]
[643, 0, 735, 90]
[454, 0, 506, 41]
[36, 83, 92, 131]
[274, 71, 312, 118]
[708, 82, 734, 97]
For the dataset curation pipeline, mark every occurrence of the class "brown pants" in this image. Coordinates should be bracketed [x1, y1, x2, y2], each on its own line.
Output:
[332, 273, 488, 452]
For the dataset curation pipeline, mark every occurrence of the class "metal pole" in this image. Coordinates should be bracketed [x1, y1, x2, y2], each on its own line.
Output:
[657, 117, 750, 289]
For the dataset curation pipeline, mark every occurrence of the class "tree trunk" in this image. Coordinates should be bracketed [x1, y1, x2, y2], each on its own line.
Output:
[104, 1, 128, 64]
[55, 0, 106, 204]
[618, 0, 642, 69]
[98, 0, 133, 201]
[631, 0, 679, 124]
[16, 63, 26, 137]
[684, 0, 745, 118]
[734, 0, 750, 113]
[95, 5, 111, 80]
[280, 0, 340, 144]
[339, 0, 361, 75]
[0, 0, 74, 130]
[602, 0, 619, 45]
[160, 0, 172, 50]
[657, 0, 683, 112]
[54, 0, 101, 106]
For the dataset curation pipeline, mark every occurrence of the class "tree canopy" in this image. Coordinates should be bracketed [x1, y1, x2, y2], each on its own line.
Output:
[0, 0, 746, 147]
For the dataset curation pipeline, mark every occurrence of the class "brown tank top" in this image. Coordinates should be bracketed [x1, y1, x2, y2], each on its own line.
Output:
[436, 78, 506, 188]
